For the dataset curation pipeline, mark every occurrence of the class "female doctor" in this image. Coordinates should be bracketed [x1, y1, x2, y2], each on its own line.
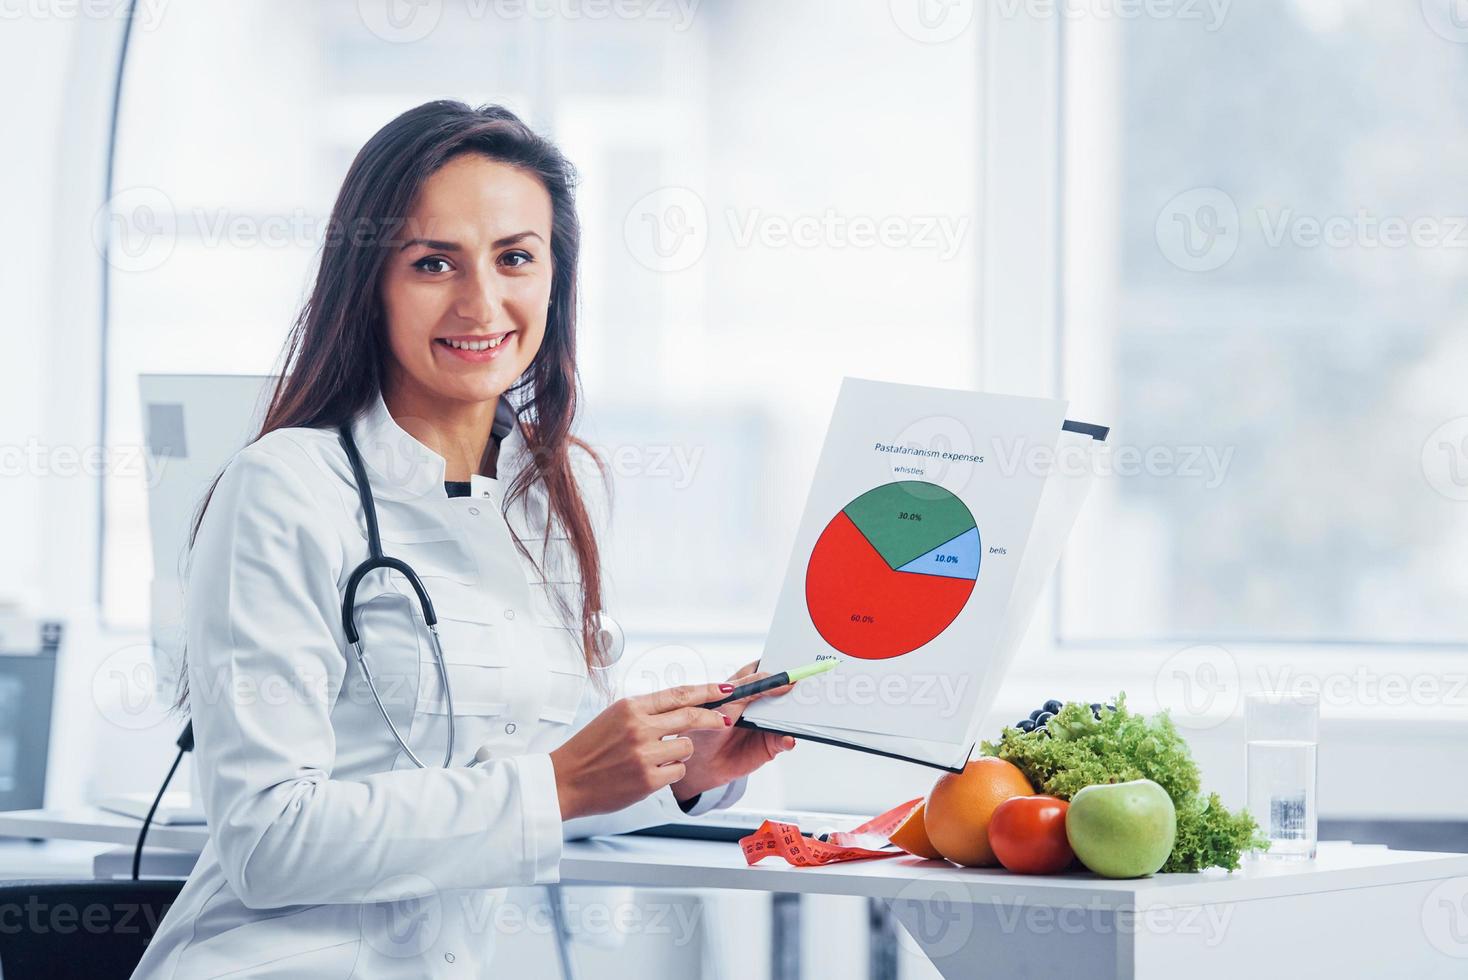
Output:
[130, 100, 795, 979]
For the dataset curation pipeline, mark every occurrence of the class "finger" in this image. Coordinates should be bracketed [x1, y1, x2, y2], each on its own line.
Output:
[730, 660, 761, 681]
[635, 682, 730, 714]
[654, 761, 687, 787]
[648, 735, 695, 766]
[651, 705, 730, 734]
[743, 681, 795, 702]
[720, 675, 796, 710]
[714, 671, 773, 702]
[721, 698, 751, 723]
[763, 732, 796, 758]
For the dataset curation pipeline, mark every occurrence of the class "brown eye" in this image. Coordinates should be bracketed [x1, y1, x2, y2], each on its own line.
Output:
[414, 256, 451, 274]
[501, 250, 533, 268]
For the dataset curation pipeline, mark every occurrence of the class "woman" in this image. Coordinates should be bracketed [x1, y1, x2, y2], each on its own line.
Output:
[131, 101, 794, 978]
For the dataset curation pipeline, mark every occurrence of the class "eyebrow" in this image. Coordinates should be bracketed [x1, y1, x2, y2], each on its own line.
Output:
[398, 230, 544, 252]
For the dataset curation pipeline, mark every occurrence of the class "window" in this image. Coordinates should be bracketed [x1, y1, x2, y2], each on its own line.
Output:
[100, 1, 985, 646]
[1057, 2, 1468, 646]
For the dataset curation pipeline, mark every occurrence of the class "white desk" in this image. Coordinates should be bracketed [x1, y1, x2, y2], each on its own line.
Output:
[3, 808, 1467, 979]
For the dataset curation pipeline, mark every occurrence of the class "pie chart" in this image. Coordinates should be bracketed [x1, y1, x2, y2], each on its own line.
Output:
[805, 481, 980, 660]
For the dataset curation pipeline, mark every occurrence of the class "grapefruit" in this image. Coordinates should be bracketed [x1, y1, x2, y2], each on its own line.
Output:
[923, 757, 1035, 867]
[889, 800, 944, 859]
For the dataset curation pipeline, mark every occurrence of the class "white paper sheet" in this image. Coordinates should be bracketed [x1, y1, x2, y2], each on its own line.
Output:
[744, 378, 1069, 759]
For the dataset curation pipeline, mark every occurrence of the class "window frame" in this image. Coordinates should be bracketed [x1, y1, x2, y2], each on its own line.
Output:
[982, 10, 1468, 772]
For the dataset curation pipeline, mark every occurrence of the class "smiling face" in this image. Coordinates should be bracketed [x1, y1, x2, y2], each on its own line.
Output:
[379, 153, 554, 409]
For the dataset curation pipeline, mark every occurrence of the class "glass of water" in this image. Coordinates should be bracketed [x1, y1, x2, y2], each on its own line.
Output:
[1246, 692, 1319, 861]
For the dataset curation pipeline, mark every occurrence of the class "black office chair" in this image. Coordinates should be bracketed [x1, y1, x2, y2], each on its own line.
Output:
[0, 878, 184, 980]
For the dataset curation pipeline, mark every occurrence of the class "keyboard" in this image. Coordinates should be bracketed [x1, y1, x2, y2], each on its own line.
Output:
[628, 807, 873, 843]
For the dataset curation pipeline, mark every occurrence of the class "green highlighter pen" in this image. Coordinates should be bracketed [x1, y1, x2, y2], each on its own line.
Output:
[698, 658, 839, 710]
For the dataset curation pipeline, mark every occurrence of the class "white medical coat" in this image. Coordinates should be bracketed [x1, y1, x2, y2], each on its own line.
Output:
[129, 392, 743, 978]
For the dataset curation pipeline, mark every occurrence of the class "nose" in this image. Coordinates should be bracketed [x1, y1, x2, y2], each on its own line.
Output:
[452, 266, 501, 325]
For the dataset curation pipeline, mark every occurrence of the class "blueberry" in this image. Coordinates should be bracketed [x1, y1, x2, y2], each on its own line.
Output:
[1017, 719, 1036, 733]
[1034, 711, 1054, 728]
[1043, 699, 1063, 714]
[1029, 708, 1045, 721]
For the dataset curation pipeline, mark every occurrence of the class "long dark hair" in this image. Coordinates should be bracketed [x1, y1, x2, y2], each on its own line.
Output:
[176, 101, 607, 709]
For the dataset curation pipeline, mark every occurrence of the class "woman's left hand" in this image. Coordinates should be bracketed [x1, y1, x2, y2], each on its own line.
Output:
[673, 661, 796, 804]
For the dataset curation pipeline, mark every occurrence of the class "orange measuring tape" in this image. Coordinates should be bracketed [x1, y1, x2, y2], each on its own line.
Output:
[739, 798, 923, 867]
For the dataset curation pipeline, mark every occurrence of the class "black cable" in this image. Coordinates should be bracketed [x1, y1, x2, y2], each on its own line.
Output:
[133, 722, 194, 881]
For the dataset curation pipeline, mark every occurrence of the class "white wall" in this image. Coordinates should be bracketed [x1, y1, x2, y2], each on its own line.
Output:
[1, 12, 189, 809]
[0, 16, 72, 610]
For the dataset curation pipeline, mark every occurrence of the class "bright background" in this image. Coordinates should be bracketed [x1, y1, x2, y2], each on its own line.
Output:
[4, 2, 1468, 977]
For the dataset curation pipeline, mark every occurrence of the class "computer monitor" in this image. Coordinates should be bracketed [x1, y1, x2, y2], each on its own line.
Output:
[138, 374, 275, 695]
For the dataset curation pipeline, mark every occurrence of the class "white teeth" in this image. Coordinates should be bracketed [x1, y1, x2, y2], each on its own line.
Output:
[443, 335, 510, 351]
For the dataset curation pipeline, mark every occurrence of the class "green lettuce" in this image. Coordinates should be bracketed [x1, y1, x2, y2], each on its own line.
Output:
[979, 692, 1267, 873]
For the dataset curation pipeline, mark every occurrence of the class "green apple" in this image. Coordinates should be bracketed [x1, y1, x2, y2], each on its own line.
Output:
[1066, 779, 1177, 878]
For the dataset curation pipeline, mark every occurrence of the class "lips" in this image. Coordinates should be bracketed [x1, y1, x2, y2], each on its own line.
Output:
[434, 331, 516, 363]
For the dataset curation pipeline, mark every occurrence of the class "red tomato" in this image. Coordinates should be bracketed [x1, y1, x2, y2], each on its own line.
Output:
[988, 795, 1074, 875]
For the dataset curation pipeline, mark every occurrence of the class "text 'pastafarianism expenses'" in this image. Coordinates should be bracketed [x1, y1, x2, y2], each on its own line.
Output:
[873, 442, 985, 464]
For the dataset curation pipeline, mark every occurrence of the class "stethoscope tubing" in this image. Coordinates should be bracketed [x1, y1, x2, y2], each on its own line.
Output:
[339, 424, 459, 769]
[336, 419, 621, 771]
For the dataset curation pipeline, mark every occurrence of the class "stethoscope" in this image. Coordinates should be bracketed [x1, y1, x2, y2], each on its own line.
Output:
[335, 401, 624, 770]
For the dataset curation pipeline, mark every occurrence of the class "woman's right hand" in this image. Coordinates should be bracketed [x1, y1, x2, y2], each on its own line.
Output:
[549, 683, 735, 820]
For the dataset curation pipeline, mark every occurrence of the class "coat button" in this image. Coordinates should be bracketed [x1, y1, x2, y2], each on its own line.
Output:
[504, 608, 515, 620]
[468, 506, 481, 516]
[444, 951, 456, 963]
[505, 722, 517, 735]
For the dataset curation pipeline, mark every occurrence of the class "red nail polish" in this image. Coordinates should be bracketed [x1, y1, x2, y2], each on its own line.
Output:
[719, 684, 734, 693]
[723, 714, 733, 726]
